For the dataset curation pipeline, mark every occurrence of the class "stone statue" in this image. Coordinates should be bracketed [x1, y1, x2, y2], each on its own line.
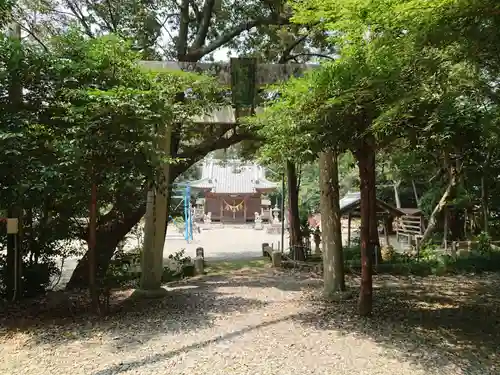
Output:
[254, 212, 263, 230]
[203, 212, 212, 224]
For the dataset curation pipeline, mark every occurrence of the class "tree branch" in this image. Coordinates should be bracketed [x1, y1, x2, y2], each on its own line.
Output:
[191, 0, 216, 50]
[158, 13, 179, 30]
[176, 126, 256, 170]
[82, 0, 114, 32]
[289, 52, 335, 61]
[278, 34, 308, 63]
[18, 22, 49, 52]
[104, 0, 118, 32]
[189, 0, 203, 24]
[65, 0, 94, 37]
[177, 0, 190, 59]
[187, 15, 290, 60]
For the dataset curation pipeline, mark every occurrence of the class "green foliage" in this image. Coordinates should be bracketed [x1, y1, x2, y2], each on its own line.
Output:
[106, 249, 142, 287]
[0, 255, 60, 298]
[0, 0, 13, 28]
[342, 242, 500, 276]
[0, 31, 225, 297]
[22, 261, 60, 297]
[162, 250, 195, 281]
[475, 232, 492, 256]
[270, 0, 500, 251]
[106, 248, 195, 287]
[344, 245, 362, 264]
[298, 163, 320, 214]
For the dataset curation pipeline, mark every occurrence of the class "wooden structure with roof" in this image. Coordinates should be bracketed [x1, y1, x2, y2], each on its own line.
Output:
[309, 192, 406, 247]
[339, 192, 406, 247]
[190, 159, 277, 223]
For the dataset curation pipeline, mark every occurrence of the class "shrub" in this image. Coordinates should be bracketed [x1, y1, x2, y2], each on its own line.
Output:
[342, 245, 500, 276]
[476, 231, 492, 255]
[105, 248, 196, 287]
[106, 249, 142, 287]
[343, 245, 361, 262]
[22, 261, 59, 298]
[381, 245, 396, 262]
[418, 244, 440, 261]
[0, 255, 59, 298]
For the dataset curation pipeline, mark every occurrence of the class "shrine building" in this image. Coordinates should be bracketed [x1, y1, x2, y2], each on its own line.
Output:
[190, 159, 277, 224]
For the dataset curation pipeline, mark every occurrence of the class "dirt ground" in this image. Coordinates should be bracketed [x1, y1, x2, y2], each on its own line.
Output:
[1, 265, 498, 375]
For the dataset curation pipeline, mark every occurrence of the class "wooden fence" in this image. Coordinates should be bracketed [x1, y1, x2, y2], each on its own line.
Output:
[395, 215, 424, 245]
[448, 240, 500, 255]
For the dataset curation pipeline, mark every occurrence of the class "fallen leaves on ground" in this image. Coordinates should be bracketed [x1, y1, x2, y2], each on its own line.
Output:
[298, 272, 500, 373]
[0, 269, 499, 374]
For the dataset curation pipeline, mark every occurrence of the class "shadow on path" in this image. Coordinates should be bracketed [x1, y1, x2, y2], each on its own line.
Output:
[293, 273, 500, 375]
[92, 314, 297, 375]
[0, 282, 268, 349]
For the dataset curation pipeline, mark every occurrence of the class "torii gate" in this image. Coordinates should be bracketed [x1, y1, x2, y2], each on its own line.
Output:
[140, 59, 319, 123]
[137, 59, 318, 294]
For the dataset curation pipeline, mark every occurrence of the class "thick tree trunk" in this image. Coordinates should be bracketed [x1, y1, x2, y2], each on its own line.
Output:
[319, 150, 345, 296]
[65, 205, 146, 290]
[369, 153, 381, 263]
[354, 139, 376, 317]
[140, 124, 172, 291]
[287, 160, 304, 260]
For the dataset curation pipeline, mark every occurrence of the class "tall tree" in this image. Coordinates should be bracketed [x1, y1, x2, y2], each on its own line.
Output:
[319, 149, 345, 296]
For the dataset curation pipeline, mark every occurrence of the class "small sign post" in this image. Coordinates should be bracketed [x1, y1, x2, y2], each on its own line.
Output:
[6, 218, 19, 234]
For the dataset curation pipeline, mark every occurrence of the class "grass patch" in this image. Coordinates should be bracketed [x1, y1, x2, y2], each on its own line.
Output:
[205, 257, 269, 274]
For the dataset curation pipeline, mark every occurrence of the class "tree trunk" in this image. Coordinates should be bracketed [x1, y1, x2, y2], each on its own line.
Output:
[393, 182, 401, 208]
[65, 205, 146, 290]
[420, 171, 458, 246]
[369, 153, 381, 263]
[88, 181, 99, 311]
[354, 139, 376, 316]
[287, 160, 303, 260]
[481, 176, 489, 234]
[443, 207, 448, 251]
[411, 180, 420, 205]
[66, 128, 241, 289]
[140, 124, 172, 291]
[6, 23, 23, 301]
[319, 150, 345, 297]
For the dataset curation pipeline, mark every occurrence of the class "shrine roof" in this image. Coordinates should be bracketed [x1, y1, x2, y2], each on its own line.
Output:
[339, 192, 406, 216]
[190, 159, 277, 194]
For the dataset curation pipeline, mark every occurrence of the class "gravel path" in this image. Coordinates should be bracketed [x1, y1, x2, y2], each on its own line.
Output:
[1, 269, 491, 375]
